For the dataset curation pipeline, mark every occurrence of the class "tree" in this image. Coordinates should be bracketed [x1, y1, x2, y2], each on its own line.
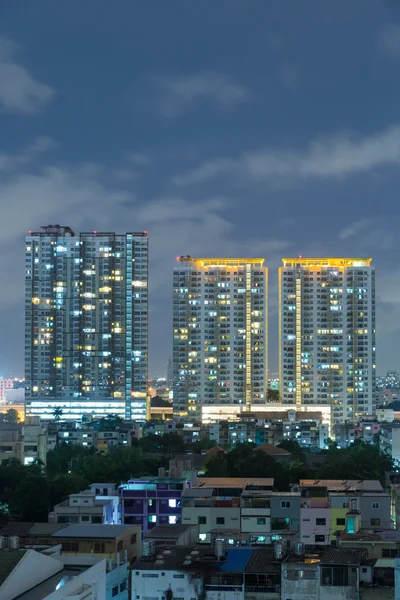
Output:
[97, 414, 124, 431]
[3, 409, 19, 424]
[53, 407, 63, 422]
[49, 474, 88, 509]
[204, 453, 229, 477]
[277, 440, 307, 463]
[267, 389, 280, 402]
[10, 475, 50, 521]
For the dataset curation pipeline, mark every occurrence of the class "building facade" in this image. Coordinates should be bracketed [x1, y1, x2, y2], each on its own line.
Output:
[25, 225, 148, 421]
[279, 257, 376, 423]
[173, 256, 268, 422]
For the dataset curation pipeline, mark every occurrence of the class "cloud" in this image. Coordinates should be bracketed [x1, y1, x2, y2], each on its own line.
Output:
[152, 70, 251, 117]
[0, 36, 55, 114]
[338, 218, 371, 240]
[379, 24, 400, 59]
[128, 152, 151, 167]
[174, 125, 400, 186]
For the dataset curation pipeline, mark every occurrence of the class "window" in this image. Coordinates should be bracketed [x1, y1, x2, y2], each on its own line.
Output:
[120, 580, 127, 592]
[216, 517, 225, 525]
[131, 534, 137, 544]
[382, 549, 397, 558]
[321, 566, 348, 586]
[198, 516, 207, 525]
[257, 518, 266, 525]
[315, 535, 325, 543]
[62, 542, 79, 552]
[169, 516, 177, 524]
[199, 533, 207, 542]
[148, 515, 157, 523]
[281, 501, 291, 508]
[372, 502, 380, 509]
[81, 516, 90, 522]
[316, 518, 326, 526]
[117, 540, 123, 551]
[92, 516, 102, 524]
[169, 499, 177, 508]
[336, 518, 346, 526]
[94, 542, 105, 553]
[173, 574, 185, 578]
[142, 573, 159, 578]
[371, 518, 380, 526]
[112, 585, 118, 597]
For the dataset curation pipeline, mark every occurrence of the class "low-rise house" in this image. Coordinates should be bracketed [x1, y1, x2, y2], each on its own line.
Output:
[0, 416, 47, 466]
[52, 490, 115, 525]
[51, 524, 141, 562]
[144, 524, 199, 547]
[119, 469, 196, 535]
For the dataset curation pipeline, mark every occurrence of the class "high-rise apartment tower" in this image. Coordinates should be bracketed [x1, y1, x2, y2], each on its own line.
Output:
[173, 256, 268, 422]
[25, 225, 148, 420]
[279, 257, 376, 423]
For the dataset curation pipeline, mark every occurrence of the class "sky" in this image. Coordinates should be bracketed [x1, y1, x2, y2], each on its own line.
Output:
[1, 0, 400, 378]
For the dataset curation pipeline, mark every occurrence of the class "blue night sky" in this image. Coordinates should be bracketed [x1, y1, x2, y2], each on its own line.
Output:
[1, 0, 400, 378]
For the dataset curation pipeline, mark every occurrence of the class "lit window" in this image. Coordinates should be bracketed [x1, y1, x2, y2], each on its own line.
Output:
[168, 499, 177, 508]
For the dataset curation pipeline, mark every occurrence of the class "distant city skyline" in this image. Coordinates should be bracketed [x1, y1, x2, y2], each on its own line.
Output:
[2, 1, 400, 378]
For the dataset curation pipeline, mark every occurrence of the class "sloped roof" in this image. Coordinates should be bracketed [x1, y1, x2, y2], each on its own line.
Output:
[0, 549, 27, 586]
[256, 443, 291, 456]
[320, 547, 364, 565]
[52, 524, 135, 539]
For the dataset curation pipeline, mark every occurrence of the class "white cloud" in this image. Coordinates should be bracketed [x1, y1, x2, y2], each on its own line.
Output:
[128, 152, 151, 167]
[0, 36, 55, 114]
[379, 24, 400, 59]
[338, 218, 371, 241]
[174, 125, 400, 186]
[152, 70, 251, 117]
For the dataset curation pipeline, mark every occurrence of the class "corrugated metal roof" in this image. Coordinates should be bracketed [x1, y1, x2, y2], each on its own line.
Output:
[52, 524, 135, 539]
[244, 548, 281, 573]
[0, 549, 27, 586]
[199, 478, 274, 488]
[320, 547, 364, 565]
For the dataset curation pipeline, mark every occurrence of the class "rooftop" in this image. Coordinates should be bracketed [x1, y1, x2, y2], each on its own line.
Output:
[0, 549, 27, 586]
[281, 257, 372, 267]
[299, 480, 383, 492]
[255, 443, 291, 456]
[177, 256, 265, 267]
[145, 525, 198, 539]
[320, 547, 365, 565]
[198, 478, 274, 489]
[52, 524, 135, 539]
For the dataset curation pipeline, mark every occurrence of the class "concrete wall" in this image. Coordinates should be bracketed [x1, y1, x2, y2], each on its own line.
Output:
[300, 507, 330, 545]
[270, 494, 300, 533]
[132, 568, 202, 600]
[281, 561, 319, 600]
[360, 494, 392, 529]
[44, 559, 106, 600]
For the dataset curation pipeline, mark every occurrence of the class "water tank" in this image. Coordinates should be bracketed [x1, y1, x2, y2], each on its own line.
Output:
[0, 536, 5, 549]
[215, 539, 226, 560]
[48, 512, 56, 524]
[294, 542, 304, 556]
[158, 467, 166, 478]
[9, 536, 19, 550]
[142, 539, 156, 557]
[350, 498, 358, 512]
[273, 540, 284, 560]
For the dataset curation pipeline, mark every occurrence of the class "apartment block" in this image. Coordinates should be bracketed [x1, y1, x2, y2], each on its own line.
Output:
[25, 225, 148, 421]
[173, 256, 267, 421]
[279, 257, 376, 423]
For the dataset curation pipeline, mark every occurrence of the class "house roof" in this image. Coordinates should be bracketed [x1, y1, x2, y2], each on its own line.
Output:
[145, 524, 198, 539]
[320, 547, 364, 565]
[0, 522, 36, 537]
[299, 480, 383, 492]
[205, 446, 226, 456]
[198, 478, 274, 488]
[29, 523, 68, 537]
[255, 443, 291, 456]
[52, 524, 135, 539]
[182, 487, 215, 498]
[0, 549, 27, 586]
[244, 548, 281, 573]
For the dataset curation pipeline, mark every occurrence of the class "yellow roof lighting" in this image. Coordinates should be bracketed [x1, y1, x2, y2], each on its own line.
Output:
[281, 257, 372, 268]
[177, 256, 265, 267]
